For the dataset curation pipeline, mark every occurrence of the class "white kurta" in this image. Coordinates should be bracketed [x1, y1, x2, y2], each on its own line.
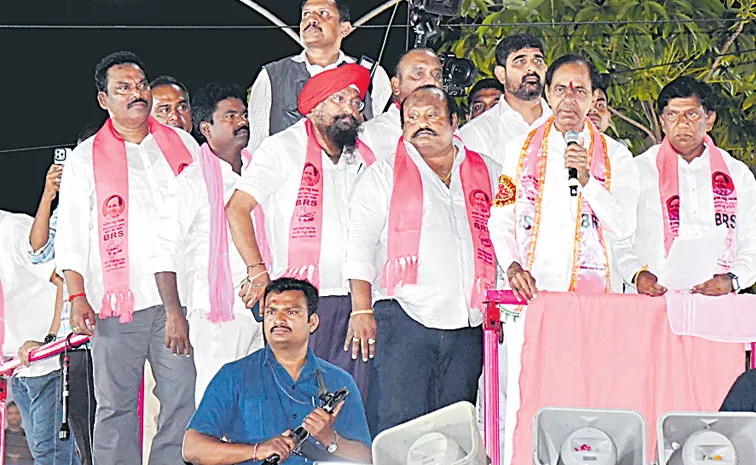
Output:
[358, 104, 402, 161]
[56, 126, 199, 312]
[234, 119, 372, 297]
[345, 138, 500, 329]
[151, 158, 264, 406]
[614, 143, 756, 290]
[487, 122, 639, 464]
[458, 96, 553, 166]
[0, 211, 58, 377]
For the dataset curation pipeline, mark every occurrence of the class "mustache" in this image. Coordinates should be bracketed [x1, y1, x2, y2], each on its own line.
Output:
[127, 98, 148, 109]
[305, 24, 322, 33]
[269, 324, 291, 334]
[412, 128, 438, 138]
[234, 125, 250, 136]
[521, 73, 541, 84]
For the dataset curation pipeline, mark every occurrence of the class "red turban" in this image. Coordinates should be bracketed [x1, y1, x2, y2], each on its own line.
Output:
[297, 63, 371, 116]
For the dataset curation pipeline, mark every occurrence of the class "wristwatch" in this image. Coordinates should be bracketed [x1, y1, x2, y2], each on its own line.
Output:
[44, 334, 57, 344]
[726, 272, 741, 292]
[326, 433, 339, 453]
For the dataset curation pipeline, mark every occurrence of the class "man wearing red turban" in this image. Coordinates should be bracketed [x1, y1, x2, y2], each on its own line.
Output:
[226, 63, 376, 404]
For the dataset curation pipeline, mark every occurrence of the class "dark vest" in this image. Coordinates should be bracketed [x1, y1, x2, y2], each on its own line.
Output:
[264, 56, 375, 136]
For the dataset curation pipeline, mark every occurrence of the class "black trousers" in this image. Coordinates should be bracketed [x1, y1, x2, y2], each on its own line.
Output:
[368, 299, 483, 435]
[60, 349, 96, 465]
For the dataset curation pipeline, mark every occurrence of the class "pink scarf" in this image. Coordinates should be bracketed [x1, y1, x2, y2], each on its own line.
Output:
[241, 149, 273, 269]
[657, 135, 737, 272]
[380, 138, 496, 311]
[516, 118, 611, 293]
[198, 143, 235, 324]
[92, 117, 192, 323]
[283, 120, 375, 288]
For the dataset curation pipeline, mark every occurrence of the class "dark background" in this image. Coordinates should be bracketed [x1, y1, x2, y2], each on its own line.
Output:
[0, 0, 412, 215]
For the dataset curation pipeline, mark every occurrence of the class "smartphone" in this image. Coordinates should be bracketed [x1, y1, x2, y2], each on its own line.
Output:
[358, 55, 376, 73]
[53, 147, 72, 165]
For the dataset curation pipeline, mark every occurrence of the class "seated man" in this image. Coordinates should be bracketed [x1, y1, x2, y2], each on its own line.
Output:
[720, 369, 756, 413]
[182, 278, 372, 465]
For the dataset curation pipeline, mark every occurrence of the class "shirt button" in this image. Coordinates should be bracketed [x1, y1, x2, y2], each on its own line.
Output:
[291, 385, 296, 390]
[293, 414, 298, 419]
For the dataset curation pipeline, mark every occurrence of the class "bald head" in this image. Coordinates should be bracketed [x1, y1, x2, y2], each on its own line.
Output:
[391, 48, 444, 104]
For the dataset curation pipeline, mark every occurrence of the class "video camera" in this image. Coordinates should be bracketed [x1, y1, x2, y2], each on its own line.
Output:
[440, 52, 478, 97]
[409, 1, 478, 97]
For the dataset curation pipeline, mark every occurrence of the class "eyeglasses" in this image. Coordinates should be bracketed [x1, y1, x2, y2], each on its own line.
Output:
[113, 81, 150, 96]
[330, 93, 365, 112]
[661, 109, 705, 123]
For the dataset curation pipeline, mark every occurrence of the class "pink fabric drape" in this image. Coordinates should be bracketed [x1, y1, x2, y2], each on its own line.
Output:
[512, 292, 743, 464]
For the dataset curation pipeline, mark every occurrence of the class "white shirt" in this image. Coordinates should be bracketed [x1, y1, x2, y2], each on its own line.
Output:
[56, 126, 200, 312]
[358, 103, 401, 160]
[458, 96, 553, 166]
[0, 211, 58, 377]
[345, 139, 501, 329]
[247, 50, 392, 152]
[151, 159, 251, 317]
[614, 143, 756, 289]
[234, 119, 369, 296]
[488, 123, 639, 293]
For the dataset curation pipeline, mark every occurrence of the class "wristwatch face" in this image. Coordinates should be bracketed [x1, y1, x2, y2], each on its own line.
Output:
[327, 442, 338, 453]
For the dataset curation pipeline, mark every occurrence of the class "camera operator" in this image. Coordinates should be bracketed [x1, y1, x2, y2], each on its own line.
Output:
[183, 278, 371, 465]
[358, 48, 443, 160]
[467, 78, 504, 121]
[246, 0, 391, 152]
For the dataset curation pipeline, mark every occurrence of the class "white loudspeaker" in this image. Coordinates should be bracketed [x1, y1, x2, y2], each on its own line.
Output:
[657, 412, 756, 465]
[533, 407, 647, 465]
[372, 401, 486, 465]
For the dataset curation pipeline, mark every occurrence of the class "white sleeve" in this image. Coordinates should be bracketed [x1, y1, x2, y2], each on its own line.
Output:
[10, 216, 55, 282]
[151, 168, 201, 274]
[370, 65, 392, 117]
[234, 142, 290, 205]
[612, 236, 646, 287]
[581, 141, 639, 241]
[729, 167, 756, 288]
[344, 164, 390, 283]
[246, 68, 272, 153]
[55, 145, 93, 275]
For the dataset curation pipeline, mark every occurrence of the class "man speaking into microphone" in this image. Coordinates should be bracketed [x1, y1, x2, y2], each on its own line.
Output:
[486, 54, 639, 464]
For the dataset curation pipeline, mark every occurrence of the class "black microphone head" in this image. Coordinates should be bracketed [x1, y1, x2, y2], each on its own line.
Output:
[565, 130, 580, 145]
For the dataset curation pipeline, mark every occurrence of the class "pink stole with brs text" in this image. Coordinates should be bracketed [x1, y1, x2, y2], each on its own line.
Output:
[657, 134, 737, 272]
[283, 120, 375, 288]
[93, 117, 193, 323]
[516, 118, 611, 293]
[380, 138, 496, 311]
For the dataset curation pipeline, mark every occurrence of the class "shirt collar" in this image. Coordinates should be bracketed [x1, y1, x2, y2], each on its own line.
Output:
[497, 95, 551, 119]
[292, 50, 350, 67]
[262, 344, 321, 383]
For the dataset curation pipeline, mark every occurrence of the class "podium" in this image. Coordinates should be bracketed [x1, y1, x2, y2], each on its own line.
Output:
[482, 291, 753, 465]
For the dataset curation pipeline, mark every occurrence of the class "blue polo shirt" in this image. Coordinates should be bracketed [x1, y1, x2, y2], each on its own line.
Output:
[187, 346, 371, 465]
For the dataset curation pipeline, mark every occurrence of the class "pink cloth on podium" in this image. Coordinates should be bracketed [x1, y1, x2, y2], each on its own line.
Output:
[511, 292, 743, 465]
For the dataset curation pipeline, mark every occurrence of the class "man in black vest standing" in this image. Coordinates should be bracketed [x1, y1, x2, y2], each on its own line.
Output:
[246, 0, 391, 152]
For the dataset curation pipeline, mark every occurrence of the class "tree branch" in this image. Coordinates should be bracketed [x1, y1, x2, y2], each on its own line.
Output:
[705, 20, 745, 81]
[609, 106, 659, 144]
[647, 97, 661, 141]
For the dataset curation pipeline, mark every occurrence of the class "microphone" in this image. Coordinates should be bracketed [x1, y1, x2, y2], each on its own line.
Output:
[565, 130, 580, 197]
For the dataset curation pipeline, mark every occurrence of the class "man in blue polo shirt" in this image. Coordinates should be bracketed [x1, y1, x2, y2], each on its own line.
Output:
[182, 278, 372, 464]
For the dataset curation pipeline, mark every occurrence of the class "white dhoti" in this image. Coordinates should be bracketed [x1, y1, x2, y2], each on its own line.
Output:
[503, 313, 526, 465]
[188, 309, 265, 407]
